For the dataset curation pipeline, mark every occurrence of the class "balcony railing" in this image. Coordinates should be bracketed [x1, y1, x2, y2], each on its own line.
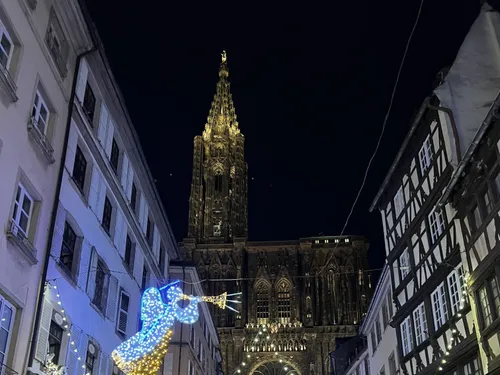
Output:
[28, 117, 55, 164]
[0, 62, 18, 102]
[1, 363, 18, 375]
[6, 220, 38, 265]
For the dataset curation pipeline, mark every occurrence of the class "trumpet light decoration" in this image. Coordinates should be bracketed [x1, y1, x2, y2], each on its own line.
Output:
[111, 281, 241, 375]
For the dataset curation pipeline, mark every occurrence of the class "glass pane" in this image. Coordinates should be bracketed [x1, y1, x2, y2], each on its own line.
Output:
[0, 328, 7, 353]
[0, 35, 12, 57]
[15, 187, 21, 203]
[22, 195, 31, 213]
[0, 49, 7, 68]
[40, 105, 48, 122]
[11, 203, 18, 221]
[1, 306, 12, 329]
[19, 213, 28, 232]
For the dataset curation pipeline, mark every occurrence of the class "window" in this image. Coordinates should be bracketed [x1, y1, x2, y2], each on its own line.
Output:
[447, 269, 463, 315]
[72, 146, 87, 193]
[478, 276, 500, 328]
[190, 325, 195, 347]
[463, 356, 482, 375]
[110, 139, 120, 172]
[387, 291, 393, 318]
[375, 319, 382, 343]
[0, 19, 13, 69]
[60, 222, 77, 276]
[394, 187, 404, 218]
[93, 260, 107, 311]
[399, 249, 410, 281]
[45, 11, 68, 77]
[146, 218, 153, 247]
[418, 135, 432, 173]
[413, 303, 428, 345]
[470, 204, 482, 232]
[102, 196, 113, 234]
[124, 235, 135, 271]
[479, 286, 492, 326]
[400, 316, 413, 356]
[431, 282, 448, 330]
[85, 343, 98, 375]
[277, 281, 291, 325]
[429, 207, 445, 243]
[82, 83, 96, 124]
[256, 283, 270, 325]
[371, 330, 377, 352]
[0, 297, 15, 367]
[117, 291, 129, 335]
[215, 174, 223, 192]
[159, 245, 166, 273]
[325, 239, 329, 244]
[142, 266, 148, 290]
[388, 353, 396, 375]
[131, 183, 137, 212]
[382, 303, 389, 327]
[31, 91, 50, 134]
[379, 366, 385, 375]
[48, 320, 63, 363]
[11, 184, 34, 236]
[314, 240, 319, 244]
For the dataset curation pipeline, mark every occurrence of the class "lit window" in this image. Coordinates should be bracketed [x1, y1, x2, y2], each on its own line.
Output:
[325, 239, 329, 244]
[315, 240, 319, 244]
[277, 280, 291, 325]
[345, 238, 350, 243]
[394, 186, 404, 218]
[335, 239, 340, 243]
[431, 282, 448, 330]
[413, 303, 428, 345]
[31, 90, 50, 134]
[256, 282, 270, 325]
[401, 316, 413, 355]
[11, 184, 34, 237]
[428, 207, 445, 243]
[418, 135, 433, 173]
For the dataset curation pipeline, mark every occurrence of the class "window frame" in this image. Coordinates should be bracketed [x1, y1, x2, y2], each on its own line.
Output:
[400, 315, 413, 356]
[447, 269, 463, 315]
[394, 186, 404, 218]
[48, 319, 64, 363]
[124, 234, 135, 272]
[60, 221, 78, 277]
[431, 282, 448, 330]
[102, 196, 113, 234]
[418, 135, 432, 173]
[93, 259, 109, 313]
[110, 138, 120, 173]
[0, 19, 14, 70]
[82, 82, 96, 125]
[412, 302, 428, 345]
[428, 207, 445, 243]
[0, 296, 16, 368]
[72, 145, 88, 194]
[11, 183, 34, 237]
[31, 90, 50, 135]
[399, 249, 410, 282]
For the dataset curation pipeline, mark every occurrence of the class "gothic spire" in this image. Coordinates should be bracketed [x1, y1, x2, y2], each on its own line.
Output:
[203, 50, 240, 142]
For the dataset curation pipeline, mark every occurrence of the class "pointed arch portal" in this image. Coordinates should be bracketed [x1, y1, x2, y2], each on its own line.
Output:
[248, 357, 302, 375]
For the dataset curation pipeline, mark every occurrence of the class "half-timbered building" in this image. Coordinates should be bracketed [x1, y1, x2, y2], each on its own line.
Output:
[369, 93, 478, 375]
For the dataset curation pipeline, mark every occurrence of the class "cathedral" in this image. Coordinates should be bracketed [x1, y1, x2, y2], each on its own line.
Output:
[181, 51, 371, 375]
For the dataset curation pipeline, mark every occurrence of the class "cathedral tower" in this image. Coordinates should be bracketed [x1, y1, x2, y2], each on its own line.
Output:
[187, 51, 248, 243]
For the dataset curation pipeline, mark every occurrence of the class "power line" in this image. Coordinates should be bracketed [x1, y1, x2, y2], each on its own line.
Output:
[317, 0, 426, 276]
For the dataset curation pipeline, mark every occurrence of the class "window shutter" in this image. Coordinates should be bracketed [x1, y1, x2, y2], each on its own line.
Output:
[139, 197, 148, 233]
[34, 297, 52, 362]
[77, 239, 92, 290]
[65, 325, 82, 375]
[64, 124, 79, 175]
[117, 291, 129, 335]
[105, 118, 115, 158]
[106, 275, 119, 322]
[133, 247, 144, 283]
[86, 247, 98, 300]
[98, 104, 109, 147]
[75, 59, 89, 103]
[88, 166, 102, 215]
[120, 154, 129, 192]
[113, 210, 124, 254]
[96, 182, 107, 222]
[153, 226, 160, 260]
[126, 163, 134, 199]
[50, 202, 66, 260]
[78, 334, 88, 374]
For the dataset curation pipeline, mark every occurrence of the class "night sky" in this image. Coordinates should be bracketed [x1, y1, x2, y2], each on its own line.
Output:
[85, 1, 479, 270]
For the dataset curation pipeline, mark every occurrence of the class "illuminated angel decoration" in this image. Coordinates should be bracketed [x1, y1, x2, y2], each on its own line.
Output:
[112, 280, 241, 375]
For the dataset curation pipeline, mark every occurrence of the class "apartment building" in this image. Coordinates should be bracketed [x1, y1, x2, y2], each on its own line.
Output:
[167, 262, 222, 375]
[361, 266, 398, 375]
[0, 1, 91, 375]
[26, 23, 180, 375]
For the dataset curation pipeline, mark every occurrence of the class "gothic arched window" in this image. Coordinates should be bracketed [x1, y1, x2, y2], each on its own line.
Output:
[277, 280, 291, 325]
[255, 281, 270, 326]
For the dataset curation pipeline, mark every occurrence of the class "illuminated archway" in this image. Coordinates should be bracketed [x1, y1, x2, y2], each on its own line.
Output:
[247, 356, 302, 375]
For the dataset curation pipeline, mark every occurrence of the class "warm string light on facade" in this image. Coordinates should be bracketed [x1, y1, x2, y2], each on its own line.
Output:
[43, 282, 88, 374]
[233, 324, 296, 375]
[436, 273, 470, 373]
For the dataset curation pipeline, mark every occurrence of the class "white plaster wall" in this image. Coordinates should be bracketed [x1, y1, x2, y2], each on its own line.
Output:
[0, 0, 80, 373]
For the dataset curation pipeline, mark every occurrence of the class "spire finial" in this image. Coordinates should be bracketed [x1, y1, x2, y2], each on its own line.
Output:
[221, 50, 227, 63]
[219, 50, 228, 78]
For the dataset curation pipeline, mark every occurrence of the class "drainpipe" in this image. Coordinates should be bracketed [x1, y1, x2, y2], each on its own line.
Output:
[177, 266, 186, 375]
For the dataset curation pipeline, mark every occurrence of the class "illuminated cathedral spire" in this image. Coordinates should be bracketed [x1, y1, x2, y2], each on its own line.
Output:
[187, 51, 248, 243]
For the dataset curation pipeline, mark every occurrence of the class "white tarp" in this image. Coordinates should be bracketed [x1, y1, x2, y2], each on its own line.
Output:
[434, 3, 500, 165]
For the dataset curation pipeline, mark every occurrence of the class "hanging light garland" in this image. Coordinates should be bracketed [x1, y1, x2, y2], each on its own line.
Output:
[435, 272, 470, 373]
[44, 282, 87, 374]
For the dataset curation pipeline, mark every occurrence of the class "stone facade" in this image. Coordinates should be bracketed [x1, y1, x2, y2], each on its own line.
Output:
[182, 52, 371, 375]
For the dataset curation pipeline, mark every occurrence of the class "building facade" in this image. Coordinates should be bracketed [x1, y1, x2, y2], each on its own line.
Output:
[182, 52, 371, 375]
[27, 19, 180, 375]
[0, 1, 91, 375]
[360, 266, 398, 375]
[167, 262, 223, 375]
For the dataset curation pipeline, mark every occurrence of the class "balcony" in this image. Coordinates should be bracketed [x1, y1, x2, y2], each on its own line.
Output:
[1, 363, 18, 375]
[28, 118, 55, 164]
[6, 220, 38, 265]
[0, 62, 18, 102]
